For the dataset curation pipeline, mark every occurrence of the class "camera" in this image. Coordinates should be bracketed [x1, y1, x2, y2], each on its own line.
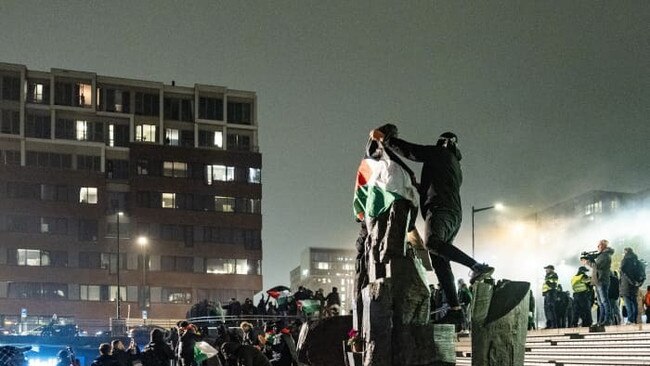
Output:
[580, 250, 598, 261]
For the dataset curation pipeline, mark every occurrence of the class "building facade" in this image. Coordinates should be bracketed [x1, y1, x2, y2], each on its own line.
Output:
[290, 247, 356, 314]
[0, 63, 262, 331]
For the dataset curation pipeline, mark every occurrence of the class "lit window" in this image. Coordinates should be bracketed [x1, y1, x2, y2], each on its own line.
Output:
[165, 128, 179, 146]
[214, 131, 223, 148]
[236, 259, 249, 274]
[206, 258, 236, 274]
[76, 120, 88, 140]
[80, 285, 101, 301]
[162, 193, 176, 208]
[594, 201, 602, 214]
[135, 124, 157, 142]
[78, 83, 92, 107]
[163, 161, 188, 178]
[342, 263, 354, 271]
[164, 289, 192, 304]
[17, 249, 50, 266]
[316, 262, 330, 270]
[79, 187, 98, 204]
[109, 286, 126, 301]
[33, 84, 44, 102]
[205, 164, 235, 185]
[215, 196, 235, 212]
[248, 168, 261, 183]
[108, 124, 115, 146]
[611, 199, 619, 211]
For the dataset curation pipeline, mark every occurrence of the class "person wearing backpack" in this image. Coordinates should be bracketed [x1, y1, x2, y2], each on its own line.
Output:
[620, 247, 644, 324]
[141, 328, 174, 366]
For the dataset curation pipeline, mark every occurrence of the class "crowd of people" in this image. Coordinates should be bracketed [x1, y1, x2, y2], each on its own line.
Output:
[542, 239, 648, 329]
[75, 285, 342, 366]
[68, 318, 306, 366]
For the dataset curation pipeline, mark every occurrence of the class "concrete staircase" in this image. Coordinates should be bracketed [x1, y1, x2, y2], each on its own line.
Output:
[455, 324, 650, 366]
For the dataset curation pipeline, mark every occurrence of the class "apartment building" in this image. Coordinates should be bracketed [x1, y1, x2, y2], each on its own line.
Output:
[290, 247, 356, 314]
[0, 63, 262, 331]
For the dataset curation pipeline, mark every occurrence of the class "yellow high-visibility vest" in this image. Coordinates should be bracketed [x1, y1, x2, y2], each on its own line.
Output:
[542, 272, 558, 293]
[571, 274, 589, 293]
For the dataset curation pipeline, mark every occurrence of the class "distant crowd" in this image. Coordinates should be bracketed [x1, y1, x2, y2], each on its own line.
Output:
[187, 286, 342, 322]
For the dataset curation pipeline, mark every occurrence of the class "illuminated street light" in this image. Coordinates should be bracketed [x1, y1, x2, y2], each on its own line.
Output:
[472, 203, 504, 257]
[116, 212, 124, 320]
[137, 236, 149, 311]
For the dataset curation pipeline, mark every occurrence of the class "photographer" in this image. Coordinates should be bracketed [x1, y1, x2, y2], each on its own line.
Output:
[582, 239, 615, 326]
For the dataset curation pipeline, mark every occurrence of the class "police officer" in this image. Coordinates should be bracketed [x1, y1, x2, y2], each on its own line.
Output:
[543, 265, 559, 328]
[571, 266, 593, 327]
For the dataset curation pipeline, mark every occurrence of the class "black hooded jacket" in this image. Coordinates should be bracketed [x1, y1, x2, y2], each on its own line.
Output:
[221, 342, 271, 366]
[91, 355, 119, 366]
[386, 137, 463, 215]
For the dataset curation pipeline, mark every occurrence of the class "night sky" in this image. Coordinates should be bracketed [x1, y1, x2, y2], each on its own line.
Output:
[1, 1, 648, 290]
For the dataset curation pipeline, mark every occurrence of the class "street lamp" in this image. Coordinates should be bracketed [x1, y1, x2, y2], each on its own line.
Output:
[116, 211, 124, 320]
[137, 236, 148, 309]
[471, 203, 504, 257]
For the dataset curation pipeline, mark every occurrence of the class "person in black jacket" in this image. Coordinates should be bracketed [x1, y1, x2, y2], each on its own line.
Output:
[609, 271, 621, 325]
[142, 328, 175, 366]
[620, 247, 641, 324]
[370, 129, 494, 328]
[221, 342, 271, 366]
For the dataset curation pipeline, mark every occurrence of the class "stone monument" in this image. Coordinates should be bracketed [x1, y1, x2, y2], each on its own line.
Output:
[471, 280, 530, 366]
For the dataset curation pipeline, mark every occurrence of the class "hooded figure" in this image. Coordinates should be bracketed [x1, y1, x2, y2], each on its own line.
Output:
[620, 247, 641, 323]
[141, 328, 175, 366]
[370, 128, 494, 330]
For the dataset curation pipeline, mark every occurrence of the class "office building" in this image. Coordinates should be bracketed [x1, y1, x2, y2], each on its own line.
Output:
[290, 247, 356, 314]
[0, 63, 262, 331]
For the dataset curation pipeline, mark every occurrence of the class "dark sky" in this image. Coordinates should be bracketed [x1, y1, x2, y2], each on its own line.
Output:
[1, 1, 648, 289]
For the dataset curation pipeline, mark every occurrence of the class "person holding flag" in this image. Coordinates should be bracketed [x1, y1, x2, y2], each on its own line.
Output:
[370, 127, 494, 329]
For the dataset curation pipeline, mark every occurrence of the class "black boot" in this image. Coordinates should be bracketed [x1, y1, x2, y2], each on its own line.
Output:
[470, 263, 495, 284]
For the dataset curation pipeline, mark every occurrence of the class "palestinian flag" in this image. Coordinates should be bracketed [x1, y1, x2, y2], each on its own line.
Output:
[266, 285, 291, 299]
[298, 299, 321, 315]
[354, 140, 418, 221]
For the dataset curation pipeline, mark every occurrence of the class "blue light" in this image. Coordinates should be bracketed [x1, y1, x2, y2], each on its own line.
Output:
[28, 358, 57, 366]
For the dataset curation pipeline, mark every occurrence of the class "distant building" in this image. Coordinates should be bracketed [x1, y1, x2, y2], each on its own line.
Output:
[290, 247, 356, 314]
[0, 63, 262, 331]
[530, 190, 635, 225]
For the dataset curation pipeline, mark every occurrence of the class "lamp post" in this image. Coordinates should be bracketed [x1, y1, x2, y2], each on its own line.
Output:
[471, 203, 503, 257]
[116, 211, 123, 320]
[137, 236, 148, 309]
